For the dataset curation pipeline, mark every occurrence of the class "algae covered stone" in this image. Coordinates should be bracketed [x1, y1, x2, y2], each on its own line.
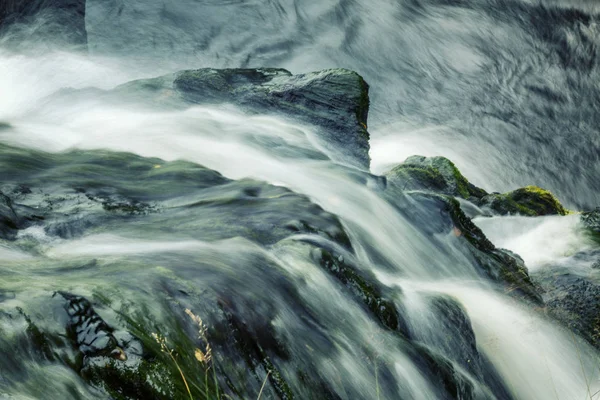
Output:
[385, 156, 487, 200]
[480, 186, 568, 216]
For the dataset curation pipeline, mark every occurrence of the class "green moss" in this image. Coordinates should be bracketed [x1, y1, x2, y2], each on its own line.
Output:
[262, 357, 294, 400]
[86, 303, 222, 400]
[386, 156, 487, 200]
[318, 250, 402, 333]
[84, 358, 177, 400]
[411, 192, 542, 303]
[482, 185, 568, 216]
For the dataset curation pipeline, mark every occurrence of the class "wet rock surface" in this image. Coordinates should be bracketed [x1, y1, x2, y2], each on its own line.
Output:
[479, 186, 568, 217]
[57, 68, 371, 170]
[386, 156, 487, 201]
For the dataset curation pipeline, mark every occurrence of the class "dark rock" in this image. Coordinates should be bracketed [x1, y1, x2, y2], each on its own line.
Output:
[404, 191, 542, 303]
[409, 344, 476, 400]
[386, 156, 487, 201]
[55, 292, 185, 399]
[111, 68, 371, 169]
[0, 0, 87, 47]
[0, 191, 19, 239]
[316, 248, 407, 335]
[421, 295, 481, 375]
[56, 291, 127, 361]
[417, 295, 514, 399]
[535, 273, 600, 350]
[479, 186, 568, 216]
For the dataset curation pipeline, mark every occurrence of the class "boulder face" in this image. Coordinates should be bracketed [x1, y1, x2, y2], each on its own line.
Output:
[385, 156, 569, 217]
[0, 0, 87, 46]
[401, 191, 542, 304]
[536, 270, 600, 350]
[115, 68, 371, 170]
[386, 156, 487, 201]
[480, 186, 568, 217]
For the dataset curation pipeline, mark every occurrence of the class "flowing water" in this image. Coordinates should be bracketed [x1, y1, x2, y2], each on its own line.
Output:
[1, 0, 600, 399]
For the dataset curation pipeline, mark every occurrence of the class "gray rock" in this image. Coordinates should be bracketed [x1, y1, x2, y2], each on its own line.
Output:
[536, 273, 600, 350]
[74, 68, 371, 169]
[386, 156, 487, 200]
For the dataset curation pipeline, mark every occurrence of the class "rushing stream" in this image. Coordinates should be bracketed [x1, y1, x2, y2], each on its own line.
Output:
[1, 0, 600, 399]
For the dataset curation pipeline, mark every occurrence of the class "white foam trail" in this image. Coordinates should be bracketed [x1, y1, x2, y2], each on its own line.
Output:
[0, 83, 479, 279]
[46, 234, 210, 257]
[0, 50, 148, 120]
[473, 215, 595, 271]
[0, 245, 33, 261]
[2, 49, 599, 400]
[369, 122, 457, 175]
[387, 278, 600, 400]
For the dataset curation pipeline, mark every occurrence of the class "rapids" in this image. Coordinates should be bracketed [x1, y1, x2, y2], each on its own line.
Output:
[0, 1, 599, 399]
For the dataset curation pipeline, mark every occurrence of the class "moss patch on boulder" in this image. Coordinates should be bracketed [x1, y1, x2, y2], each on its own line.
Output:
[386, 156, 487, 200]
[480, 186, 568, 216]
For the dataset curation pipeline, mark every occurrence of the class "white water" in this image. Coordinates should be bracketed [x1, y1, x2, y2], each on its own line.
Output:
[474, 215, 596, 271]
[1, 48, 599, 399]
[393, 278, 600, 400]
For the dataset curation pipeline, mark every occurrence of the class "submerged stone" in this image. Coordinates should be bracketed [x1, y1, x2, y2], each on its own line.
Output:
[0, 191, 19, 239]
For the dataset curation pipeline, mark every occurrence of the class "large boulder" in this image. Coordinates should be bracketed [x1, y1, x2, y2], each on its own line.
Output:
[535, 268, 600, 350]
[386, 156, 487, 201]
[83, 68, 370, 169]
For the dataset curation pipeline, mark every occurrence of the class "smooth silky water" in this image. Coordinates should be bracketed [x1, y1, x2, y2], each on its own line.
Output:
[1, 1, 600, 398]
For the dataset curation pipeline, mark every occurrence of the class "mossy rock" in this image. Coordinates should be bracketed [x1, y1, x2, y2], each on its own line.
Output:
[316, 249, 407, 335]
[480, 186, 568, 216]
[386, 156, 487, 200]
[406, 191, 542, 303]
